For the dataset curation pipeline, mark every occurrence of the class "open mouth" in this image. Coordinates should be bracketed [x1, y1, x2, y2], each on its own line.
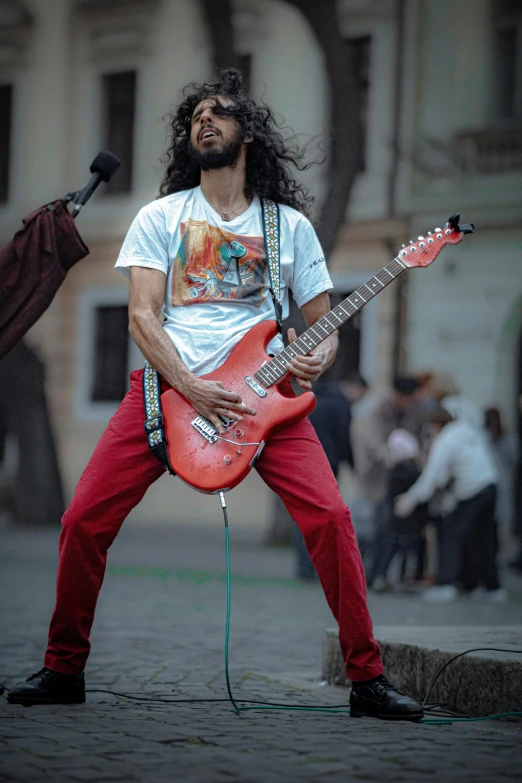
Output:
[199, 129, 219, 141]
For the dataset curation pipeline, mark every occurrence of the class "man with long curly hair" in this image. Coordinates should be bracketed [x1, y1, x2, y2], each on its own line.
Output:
[8, 70, 423, 721]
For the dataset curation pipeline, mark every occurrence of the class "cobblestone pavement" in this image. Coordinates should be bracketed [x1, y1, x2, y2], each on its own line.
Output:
[1, 521, 521, 783]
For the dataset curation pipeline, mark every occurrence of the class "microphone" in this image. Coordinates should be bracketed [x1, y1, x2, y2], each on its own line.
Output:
[71, 151, 121, 218]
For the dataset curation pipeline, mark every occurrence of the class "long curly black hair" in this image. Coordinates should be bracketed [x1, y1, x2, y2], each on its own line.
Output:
[159, 69, 315, 218]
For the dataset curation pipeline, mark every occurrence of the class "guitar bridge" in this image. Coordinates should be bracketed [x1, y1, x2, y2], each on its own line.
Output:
[191, 414, 233, 444]
[191, 416, 218, 443]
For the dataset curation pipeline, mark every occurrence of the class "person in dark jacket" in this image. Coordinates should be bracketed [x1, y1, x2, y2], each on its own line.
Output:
[293, 373, 368, 579]
[310, 382, 354, 472]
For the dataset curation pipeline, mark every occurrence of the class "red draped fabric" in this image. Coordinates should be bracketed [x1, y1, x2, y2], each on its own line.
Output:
[0, 199, 89, 359]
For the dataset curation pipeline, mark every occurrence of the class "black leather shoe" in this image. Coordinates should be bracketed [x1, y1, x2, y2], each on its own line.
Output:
[350, 675, 423, 721]
[6, 667, 85, 706]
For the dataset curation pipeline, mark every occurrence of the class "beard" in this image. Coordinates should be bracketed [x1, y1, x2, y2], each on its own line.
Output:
[188, 127, 244, 171]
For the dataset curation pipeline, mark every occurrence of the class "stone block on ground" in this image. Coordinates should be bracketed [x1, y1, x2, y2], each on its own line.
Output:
[322, 625, 522, 717]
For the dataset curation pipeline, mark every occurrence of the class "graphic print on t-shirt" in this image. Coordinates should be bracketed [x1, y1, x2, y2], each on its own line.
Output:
[172, 219, 267, 307]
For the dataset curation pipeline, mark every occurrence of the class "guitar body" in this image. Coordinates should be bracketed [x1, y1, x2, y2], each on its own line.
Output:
[159, 213, 473, 494]
[160, 320, 316, 493]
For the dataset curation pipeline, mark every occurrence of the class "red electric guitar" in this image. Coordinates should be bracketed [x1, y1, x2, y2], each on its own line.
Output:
[161, 213, 474, 494]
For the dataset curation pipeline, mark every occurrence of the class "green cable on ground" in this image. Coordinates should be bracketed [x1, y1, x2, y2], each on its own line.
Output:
[222, 508, 522, 725]
[223, 517, 351, 716]
[5, 506, 519, 725]
[421, 712, 522, 725]
[223, 518, 241, 715]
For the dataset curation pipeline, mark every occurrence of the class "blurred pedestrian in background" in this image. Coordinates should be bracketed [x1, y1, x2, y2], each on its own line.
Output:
[293, 373, 368, 580]
[416, 371, 460, 411]
[369, 429, 428, 592]
[508, 393, 522, 574]
[395, 401, 503, 603]
[352, 375, 424, 581]
[484, 406, 518, 560]
[310, 374, 369, 476]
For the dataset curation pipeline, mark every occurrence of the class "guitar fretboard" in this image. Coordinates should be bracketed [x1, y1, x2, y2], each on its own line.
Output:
[254, 257, 406, 388]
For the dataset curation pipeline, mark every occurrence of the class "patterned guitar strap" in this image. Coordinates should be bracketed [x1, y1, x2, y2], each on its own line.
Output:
[143, 197, 282, 472]
[261, 198, 283, 333]
[143, 358, 175, 474]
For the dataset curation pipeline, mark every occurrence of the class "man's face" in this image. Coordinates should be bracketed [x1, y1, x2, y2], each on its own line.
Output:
[189, 96, 247, 170]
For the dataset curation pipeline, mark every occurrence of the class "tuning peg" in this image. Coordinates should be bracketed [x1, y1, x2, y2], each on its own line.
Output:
[428, 231, 432, 235]
[401, 244, 406, 248]
[409, 239, 414, 244]
[418, 236, 424, 240]
[434, 227, 441, 232]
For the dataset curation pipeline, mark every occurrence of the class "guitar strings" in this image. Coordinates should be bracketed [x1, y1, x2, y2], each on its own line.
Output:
[256, 257, 406, 388]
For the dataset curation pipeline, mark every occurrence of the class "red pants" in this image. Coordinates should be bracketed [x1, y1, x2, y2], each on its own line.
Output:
[45, 369, 383, 682]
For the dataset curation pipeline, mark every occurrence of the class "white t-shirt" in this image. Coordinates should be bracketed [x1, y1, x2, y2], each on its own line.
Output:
[115, 186, 332, 376]
[404, 419, 498, 509]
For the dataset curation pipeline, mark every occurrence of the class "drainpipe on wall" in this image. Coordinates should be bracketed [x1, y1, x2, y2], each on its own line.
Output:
[386, 0, 408, 378]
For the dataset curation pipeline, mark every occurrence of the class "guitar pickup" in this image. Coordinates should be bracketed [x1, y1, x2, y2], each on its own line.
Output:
[245, 375, 267, 397]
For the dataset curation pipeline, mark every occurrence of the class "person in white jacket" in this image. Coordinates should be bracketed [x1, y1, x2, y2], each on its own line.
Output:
[395, 398, 502, 602]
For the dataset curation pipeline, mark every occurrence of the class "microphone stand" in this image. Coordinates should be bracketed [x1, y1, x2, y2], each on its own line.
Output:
[62, 191, 82, 218]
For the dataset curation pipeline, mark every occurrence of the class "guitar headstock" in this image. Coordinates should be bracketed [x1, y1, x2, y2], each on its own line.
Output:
[398, 213, 475, 269]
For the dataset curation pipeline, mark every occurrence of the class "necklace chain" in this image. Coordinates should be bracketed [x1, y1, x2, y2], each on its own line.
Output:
[206, 195, 250, 221]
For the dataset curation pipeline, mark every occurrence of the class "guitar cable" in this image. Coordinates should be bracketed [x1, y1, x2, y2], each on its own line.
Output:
[1, 491, 522, 725]
[216, 493, 522, 725]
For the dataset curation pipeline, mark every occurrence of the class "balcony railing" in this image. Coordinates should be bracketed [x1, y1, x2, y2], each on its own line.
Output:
[456, 128, 522, 175]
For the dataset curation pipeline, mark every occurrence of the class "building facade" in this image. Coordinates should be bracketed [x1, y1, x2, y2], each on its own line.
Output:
[1, 0, 520, 528]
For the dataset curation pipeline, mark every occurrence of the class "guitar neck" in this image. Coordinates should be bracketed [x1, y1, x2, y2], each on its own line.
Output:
[254, 256, 407, 388]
